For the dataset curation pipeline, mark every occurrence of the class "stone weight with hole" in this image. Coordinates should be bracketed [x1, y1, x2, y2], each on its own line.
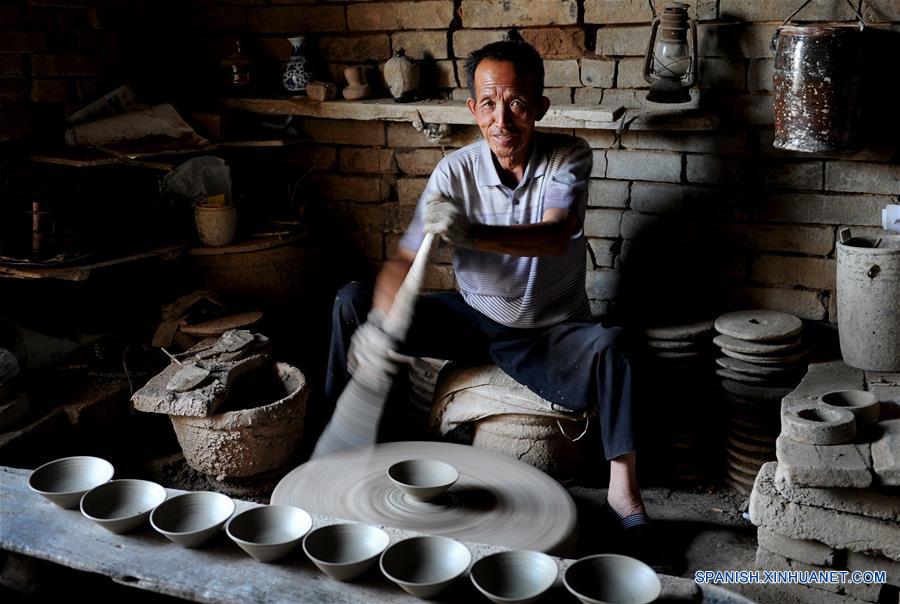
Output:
[781, 403, 857, 446]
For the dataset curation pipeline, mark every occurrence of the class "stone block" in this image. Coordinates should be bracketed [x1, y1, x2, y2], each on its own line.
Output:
[686, 155, 751, 185]
[750, 256, 836, 291]
[615, 57, 647, 89]
[586, 0, 716, 24]
[750, 462, 899, 561]
[588, 179, 629, 208]
[430, 59, 458, 88]
[763, 193, 888, 227]
[285, 146, 337, 171]
[755, 546, 887, 603]
[775, 435, 873, 489]
[247, 6, 345, 33]
[620, 211, 662, 240]
[395, 149, 443, 176]
[387, 123, 481, 148]
[544, 60, 581, 87]
[757, 528, 836, 567]
[721, 93, 774, 126]
[339, 148, 396, 174]
[595, 25, 649, 56]
[460, 0, 578, 28]
[584, 209, 623, 238]
[588, 239, 616, 268]
[319, 34, 391, 62]
[392, 31, 448, 59]
[580, 59, 615, 88]
[748, 59, 774, 92]
[452, 30, 507, 58]
[590, 150, 607, 178]
[722, 285, 827, 321]
[716, 223, 834, 256]
[520, 28, 585, 59]
[317, 175, 390, 202]
[543, 88, 572, 105]
[348, 1, 454, 30]
[302, 119, 385, 146]
[765, 161, 823, 190]
[396, 177, 428, 205]
[573, 87, 605, 104]
[606, 149, 681, 182]
[586, 269, 621, 300]
[774, 469, 900, 523]
[30, 80, 68, 104]
[720, 0, 858, 21]
[621, 130, 748, 155]
[574, 129, 616, 149]
[630, 182, 686, 214]
[825, 162, 900, 195]
[872, 419, 900, 486]
[784, 361, 867, 405]
[698, 57, 746, 91]
[699, 23, 779, 59]
[846, 551, 900, 587]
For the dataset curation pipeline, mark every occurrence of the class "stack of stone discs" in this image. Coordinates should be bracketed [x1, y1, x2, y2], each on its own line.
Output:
[643, 319, 718, 487]
[713, 310, 808, 494]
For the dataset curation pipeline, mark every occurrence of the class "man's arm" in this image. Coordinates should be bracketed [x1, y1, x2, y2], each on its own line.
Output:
[372, 249, 415, 314]
[468, 207, 577, 257]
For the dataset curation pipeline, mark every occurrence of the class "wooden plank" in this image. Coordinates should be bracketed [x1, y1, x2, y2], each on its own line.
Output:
[0, 244, 185, 281]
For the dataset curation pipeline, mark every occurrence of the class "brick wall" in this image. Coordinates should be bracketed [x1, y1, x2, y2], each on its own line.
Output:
[5, 1, 899, 325]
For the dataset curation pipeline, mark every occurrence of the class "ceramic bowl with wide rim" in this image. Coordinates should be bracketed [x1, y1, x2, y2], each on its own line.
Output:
[303, 523, 390, 581]
[150, 491, 235, 548]
[386, 459, 459, 501]
[380, 535, 472, 599]
[820, 390, 880, 423]
[28, 456, 114, 509]
[470, 550, 558, 604]
[80, 479, 167, 534]
[563, 554, 661, 604]
[226, 504, 312, 562]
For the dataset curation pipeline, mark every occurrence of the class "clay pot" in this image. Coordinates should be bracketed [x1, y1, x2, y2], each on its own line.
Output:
[170, 363, 308, 479]
[383, 48, 419, 102]
[194, 202, 237, 247]
[342, 66, 373, 100]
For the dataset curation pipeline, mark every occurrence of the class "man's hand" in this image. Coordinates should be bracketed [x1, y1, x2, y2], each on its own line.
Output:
[423, 194, 475, 248]
[347, 311, 411, 379]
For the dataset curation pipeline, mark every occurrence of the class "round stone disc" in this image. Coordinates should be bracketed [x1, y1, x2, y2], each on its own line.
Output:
[721, 346, 809, 365]
[727, 434, 776, 455]
[644, 320, 715, 341]
[721, 379, 795, 401]
[716, 356, 802, 377]
[726, 444, 774, 467]
[652, 350, 705, 360]
[713, 334, 802, 356]
[270, 441, 577, 555]
[716, 368, 777, 384]
[715, 310, 803, 342]
[646, 339, 700, 351]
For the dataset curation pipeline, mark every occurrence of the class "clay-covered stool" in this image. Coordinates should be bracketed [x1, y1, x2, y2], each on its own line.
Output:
[427, 363, 593, 478]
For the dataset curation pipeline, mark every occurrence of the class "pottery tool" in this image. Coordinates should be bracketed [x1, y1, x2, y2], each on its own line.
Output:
[273, 441, 577, 555]
[312, 233, 436, 459]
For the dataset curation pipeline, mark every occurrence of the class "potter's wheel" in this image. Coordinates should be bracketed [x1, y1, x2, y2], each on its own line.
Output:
[271, 441, 577, 555]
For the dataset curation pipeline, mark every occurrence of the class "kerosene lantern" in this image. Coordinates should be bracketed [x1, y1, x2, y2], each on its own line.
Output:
[642, 2, 698, 104]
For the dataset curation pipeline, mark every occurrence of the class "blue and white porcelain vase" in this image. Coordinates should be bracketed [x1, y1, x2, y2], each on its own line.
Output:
[282, 36, 312, 96]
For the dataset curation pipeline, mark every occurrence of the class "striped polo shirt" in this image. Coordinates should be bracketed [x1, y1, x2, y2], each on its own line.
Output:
[399, 131, 593, 329]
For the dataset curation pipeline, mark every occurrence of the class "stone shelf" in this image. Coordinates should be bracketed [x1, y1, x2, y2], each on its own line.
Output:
[0, 243, 186, 281]
[220, 97, 719, 132]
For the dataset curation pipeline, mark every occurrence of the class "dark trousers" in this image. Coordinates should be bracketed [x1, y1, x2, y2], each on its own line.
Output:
[324, 281, 636, 460]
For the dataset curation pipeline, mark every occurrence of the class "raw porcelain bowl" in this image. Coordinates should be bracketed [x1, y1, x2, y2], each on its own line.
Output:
[564, 554, 661, 604]
[80, 479, 167, 534]
[303, 523, 390, 581]
[28, 456, 114, 509]
[150, 491, 235, 548]
[470, 550, 558, 604]
[380, 535, 471, 599]
[387, 459, 459, 501]
[820, 390, 880, 423]
[226, 505, 312, 562]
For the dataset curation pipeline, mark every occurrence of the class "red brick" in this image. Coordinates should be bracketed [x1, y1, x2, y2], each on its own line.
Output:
[0, 31, 46, 53]
[190, 6, 246, 31]
[452, 30, 507, 58]
[396, 149, 443, 176]
[397, 177, 428, 205]
[248, 6, 346, 33]
[301, 118, 385, 146]
[319, 34, 391, 62]
[340, 148, 396, 173]
[283, 146, 337, 170]
[392, 31, 448, 60]
[520, 27, 586, 59]
[461, 0, 578, 27]
[348, 2, 454, 31]
[0, 56, 26, 80]
[316, 174, 390, 202]
[31, 79, 68, 104]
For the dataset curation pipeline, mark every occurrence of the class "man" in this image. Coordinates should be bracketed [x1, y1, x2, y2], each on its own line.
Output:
[324, 39, 659, 562]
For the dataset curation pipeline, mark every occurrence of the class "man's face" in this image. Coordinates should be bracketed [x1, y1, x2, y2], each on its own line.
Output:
[467, 59, 549, 166]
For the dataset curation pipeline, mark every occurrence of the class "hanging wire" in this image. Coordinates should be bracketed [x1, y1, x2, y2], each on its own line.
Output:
[780, 0, 867, 28]
[647, 0, 658, 19]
